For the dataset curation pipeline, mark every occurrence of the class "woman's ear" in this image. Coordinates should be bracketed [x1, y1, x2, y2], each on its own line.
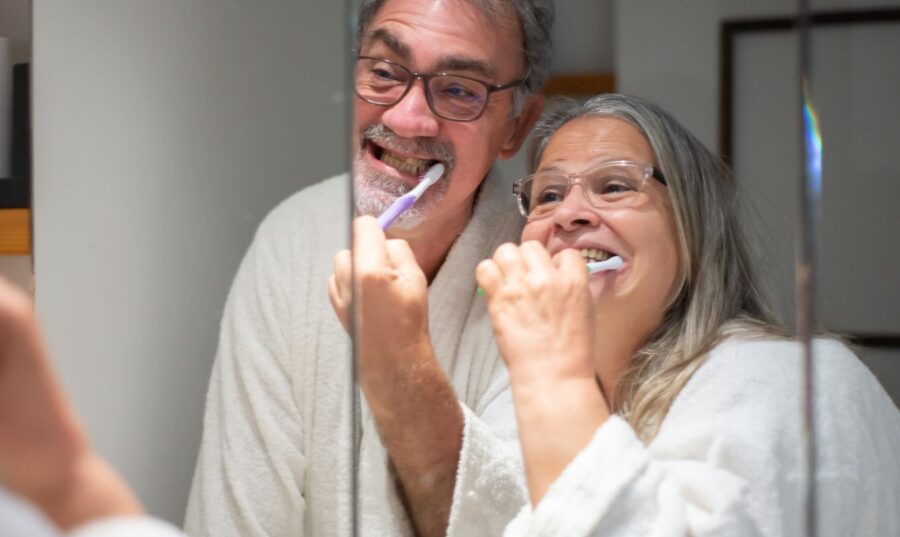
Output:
[499, 94, 544, 160]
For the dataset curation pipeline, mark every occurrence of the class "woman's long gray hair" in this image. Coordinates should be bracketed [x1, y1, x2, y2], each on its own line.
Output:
[530, 94, 785, 442]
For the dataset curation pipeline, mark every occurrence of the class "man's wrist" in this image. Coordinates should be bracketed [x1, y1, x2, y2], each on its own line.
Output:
[361, 347, 464, 471]
[357, 339, 437, 411]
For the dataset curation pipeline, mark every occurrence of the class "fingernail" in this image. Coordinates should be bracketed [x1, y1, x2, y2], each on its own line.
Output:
[477, 287, 484, 296]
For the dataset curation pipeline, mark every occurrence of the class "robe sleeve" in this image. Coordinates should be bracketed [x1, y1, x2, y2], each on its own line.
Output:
[447, 383, 528, 537]
[69, 517, 188, 537]
[503, 416, 761, 537]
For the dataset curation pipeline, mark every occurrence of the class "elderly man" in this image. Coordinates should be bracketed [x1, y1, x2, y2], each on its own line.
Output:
[185, 1, 555, 536]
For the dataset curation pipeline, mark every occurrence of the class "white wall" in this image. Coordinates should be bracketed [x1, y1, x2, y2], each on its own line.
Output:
[552, 0, 614, 73]
[616, 0, 796, 152]
[615, 0, 900, 155]
[32, 0, 348, 524]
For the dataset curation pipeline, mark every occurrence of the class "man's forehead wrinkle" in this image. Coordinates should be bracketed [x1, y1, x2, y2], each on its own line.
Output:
[364, 27, 412, 61]
[434, 56, 497, 79]
[363, 26, 500, 79]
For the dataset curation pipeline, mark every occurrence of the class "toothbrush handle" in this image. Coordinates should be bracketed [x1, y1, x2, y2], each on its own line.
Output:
[377, 194, 417, 230]
[477, 257, 619, 296]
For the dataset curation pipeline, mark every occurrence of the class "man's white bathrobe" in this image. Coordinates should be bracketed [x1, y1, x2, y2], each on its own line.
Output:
[185, 173, 527, 536]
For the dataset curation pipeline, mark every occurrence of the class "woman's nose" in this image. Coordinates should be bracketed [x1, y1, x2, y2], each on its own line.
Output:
[551, 185, 602, 232]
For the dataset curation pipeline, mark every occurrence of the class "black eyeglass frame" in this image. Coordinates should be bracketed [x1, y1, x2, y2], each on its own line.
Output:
[511, 160, 668, 219]
[354, 55, 528, 122]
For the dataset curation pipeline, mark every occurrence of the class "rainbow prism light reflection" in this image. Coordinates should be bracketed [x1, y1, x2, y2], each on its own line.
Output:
[802, 79, 823, 195]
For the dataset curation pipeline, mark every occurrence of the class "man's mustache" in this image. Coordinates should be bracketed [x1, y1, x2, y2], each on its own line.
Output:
[360, 124, 455, 170]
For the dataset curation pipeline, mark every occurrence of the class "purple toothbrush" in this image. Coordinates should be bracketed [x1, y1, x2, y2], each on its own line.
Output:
[377, 163, 445, 230]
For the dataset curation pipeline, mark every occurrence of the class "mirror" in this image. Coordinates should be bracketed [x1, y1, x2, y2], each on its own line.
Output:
[348, 1, 900, 536]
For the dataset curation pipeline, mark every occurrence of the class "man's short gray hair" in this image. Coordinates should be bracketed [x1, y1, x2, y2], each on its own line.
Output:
[357, 0, 555, 113]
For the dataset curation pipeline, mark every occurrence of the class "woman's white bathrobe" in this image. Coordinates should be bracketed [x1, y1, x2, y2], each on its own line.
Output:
[504, 337, 900, 537]
[185, 173, 527, 536]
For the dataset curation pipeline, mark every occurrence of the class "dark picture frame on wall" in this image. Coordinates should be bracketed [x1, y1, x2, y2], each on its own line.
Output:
[0, 63, 29, 209]
[0, 63, 30, 256]
[718, 7, 900, 349]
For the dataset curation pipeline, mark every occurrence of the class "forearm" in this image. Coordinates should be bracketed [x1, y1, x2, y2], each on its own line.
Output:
[510, 375, 609, 505]
[38, 453, 144, 532]
[0, 277, 143, 531]
[362, 345, 463, 537]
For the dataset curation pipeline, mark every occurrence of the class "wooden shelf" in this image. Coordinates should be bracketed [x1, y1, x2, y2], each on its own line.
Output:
[0, 209, 30, 255]
[543, 72, 616, 97]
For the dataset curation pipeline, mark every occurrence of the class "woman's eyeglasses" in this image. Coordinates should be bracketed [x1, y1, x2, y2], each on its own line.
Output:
[513, 160, 667, 219]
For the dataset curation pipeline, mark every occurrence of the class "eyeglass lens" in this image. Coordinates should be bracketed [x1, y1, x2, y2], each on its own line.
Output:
[355, 58, 489, 120]
[520, 164, 648, 218]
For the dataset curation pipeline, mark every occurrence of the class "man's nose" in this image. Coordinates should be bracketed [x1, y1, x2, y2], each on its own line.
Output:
[380, 80, 440, 138]
[552, 185, 602, 232]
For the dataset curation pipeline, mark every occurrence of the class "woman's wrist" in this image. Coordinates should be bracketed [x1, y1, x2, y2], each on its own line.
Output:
[507, 355, 598, 395]
[511, 375, 608, 427]
[509, 376, 609, 504]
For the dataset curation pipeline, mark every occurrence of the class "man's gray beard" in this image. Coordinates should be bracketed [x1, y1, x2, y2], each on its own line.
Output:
[353, 152, 449, 230]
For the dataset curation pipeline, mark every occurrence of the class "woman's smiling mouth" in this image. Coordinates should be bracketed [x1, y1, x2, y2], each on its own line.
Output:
[578, 248, 612, 264]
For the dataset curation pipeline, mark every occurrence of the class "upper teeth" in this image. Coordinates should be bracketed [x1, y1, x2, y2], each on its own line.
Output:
[381, 149, 431, 174]
[579, 248, 610, 262]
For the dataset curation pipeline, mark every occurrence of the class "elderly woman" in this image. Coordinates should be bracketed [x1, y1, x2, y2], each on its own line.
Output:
[476, 94, 900, 536]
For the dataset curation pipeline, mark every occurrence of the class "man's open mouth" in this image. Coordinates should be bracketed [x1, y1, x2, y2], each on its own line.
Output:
[371, 143, 443, 176]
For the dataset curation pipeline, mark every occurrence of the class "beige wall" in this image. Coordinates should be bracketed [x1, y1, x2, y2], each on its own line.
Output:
[0, 255, 31, 291]
[32, 0, 348, 524]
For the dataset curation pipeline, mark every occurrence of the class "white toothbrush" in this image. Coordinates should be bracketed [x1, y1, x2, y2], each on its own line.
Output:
[586, 255, 624, 273]
[477, 255, 624, 297]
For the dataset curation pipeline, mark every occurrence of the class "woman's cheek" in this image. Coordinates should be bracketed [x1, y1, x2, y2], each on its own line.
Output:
[520, 220, 548, 244]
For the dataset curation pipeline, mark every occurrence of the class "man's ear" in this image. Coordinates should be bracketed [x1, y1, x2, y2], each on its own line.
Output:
[499, 94, 544, 160]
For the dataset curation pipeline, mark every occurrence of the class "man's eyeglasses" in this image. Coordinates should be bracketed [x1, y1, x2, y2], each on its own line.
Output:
[354, 56, 527, 122]
[513, 160, 668, 220]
